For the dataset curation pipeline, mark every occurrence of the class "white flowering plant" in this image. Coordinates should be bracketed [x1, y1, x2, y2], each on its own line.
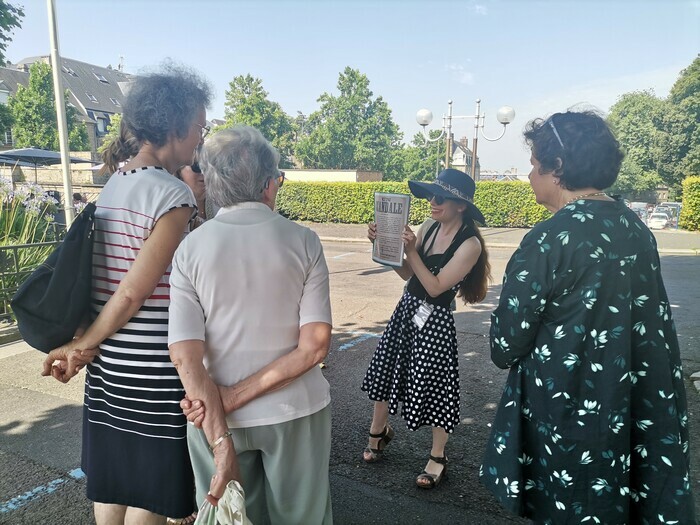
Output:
[1, 178, 59, 246]
[1, 178, 61, 315]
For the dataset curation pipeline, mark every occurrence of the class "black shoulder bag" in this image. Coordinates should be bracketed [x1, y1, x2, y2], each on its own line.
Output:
[11, 202, 96, 353]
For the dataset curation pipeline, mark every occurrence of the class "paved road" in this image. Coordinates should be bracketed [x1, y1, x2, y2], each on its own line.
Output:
[1, 236, 699, 524]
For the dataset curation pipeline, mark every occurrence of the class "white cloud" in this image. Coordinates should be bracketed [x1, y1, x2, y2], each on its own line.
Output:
[445, 63, 475, 85]
[470, 3, 488, 15]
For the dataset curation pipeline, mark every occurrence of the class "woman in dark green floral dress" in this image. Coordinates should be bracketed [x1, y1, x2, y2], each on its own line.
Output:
[481, 110, 696, 524]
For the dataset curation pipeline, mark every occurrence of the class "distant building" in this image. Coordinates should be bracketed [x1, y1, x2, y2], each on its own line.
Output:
[0, 56, 136, 157]
[451, 137, 480, 179]
[1, 56, 220, 159]
[479, 168, 527, 182]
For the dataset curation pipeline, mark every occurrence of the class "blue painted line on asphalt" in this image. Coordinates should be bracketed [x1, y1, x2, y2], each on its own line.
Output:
[68, 468, 85, 480]
[0, 468, 85, 514]
[337, 332, 380, 352]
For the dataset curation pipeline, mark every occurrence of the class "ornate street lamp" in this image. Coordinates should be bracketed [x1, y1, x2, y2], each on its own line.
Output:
[417, 100, 515, 180]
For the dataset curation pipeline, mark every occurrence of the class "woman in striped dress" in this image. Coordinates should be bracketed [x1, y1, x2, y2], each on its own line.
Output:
[41, 64, 213, 524]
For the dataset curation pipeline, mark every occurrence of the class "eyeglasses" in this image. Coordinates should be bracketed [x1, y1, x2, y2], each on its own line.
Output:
[547, 118, 565, 149]
[196, 123, 211, 140]
[263, 171, 286, 192]
[190, 161, 202, 174]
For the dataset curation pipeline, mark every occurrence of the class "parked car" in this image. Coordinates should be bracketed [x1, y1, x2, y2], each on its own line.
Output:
[648, 212, 670, 230]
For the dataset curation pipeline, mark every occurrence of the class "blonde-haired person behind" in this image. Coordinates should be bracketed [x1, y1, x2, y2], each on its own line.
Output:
[40, 64, 239, 525]
[175, 152, 218, 229]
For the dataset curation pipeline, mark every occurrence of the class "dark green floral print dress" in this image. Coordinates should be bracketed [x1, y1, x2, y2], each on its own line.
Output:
[481, 199, 695, 524]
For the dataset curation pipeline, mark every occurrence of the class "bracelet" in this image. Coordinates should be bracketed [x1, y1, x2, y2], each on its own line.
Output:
[208, 430, 232, 452]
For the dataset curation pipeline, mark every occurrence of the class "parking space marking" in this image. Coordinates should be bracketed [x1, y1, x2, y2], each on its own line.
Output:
[332, 252, 356, 259]
[0, 468, 84, 514]
[336, 331, 381, 352]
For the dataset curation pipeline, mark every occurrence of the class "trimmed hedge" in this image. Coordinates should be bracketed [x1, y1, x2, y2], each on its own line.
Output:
[276, 181, 551, 227]
[679, 176, 700, 231]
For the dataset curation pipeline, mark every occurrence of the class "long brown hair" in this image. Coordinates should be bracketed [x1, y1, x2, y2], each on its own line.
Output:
[100, 120, 140, 176]
[457, 214, 491, 304]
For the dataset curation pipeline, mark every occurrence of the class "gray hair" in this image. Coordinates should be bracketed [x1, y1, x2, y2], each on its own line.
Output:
[122, 61, 212, 147]
[200, 126, 281, 207]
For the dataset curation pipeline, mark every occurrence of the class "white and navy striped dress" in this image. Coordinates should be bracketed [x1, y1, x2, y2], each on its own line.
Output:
[82, 166, 196, 518]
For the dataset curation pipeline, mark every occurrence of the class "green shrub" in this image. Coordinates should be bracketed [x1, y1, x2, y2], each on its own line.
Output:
[679, 176, 700, 231]
[276, 181, 550, 227]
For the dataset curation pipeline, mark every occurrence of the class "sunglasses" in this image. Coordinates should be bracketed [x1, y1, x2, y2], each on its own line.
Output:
[427, 193, 458, 205]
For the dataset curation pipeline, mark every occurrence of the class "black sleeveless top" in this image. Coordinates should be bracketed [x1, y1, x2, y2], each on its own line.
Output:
[406, 221, 475, 308]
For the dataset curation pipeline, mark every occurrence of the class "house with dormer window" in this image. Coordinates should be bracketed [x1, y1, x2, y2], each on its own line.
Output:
[0, 56, 135, 158]
[451, 137, 480, 179]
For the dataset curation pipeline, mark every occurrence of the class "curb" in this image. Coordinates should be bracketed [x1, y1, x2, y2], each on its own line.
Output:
[318, 236, 522, 249]
[317, 237, 699, 255]
[692, 372, 700, 394]
[318, 236, 369, 244]
[0, 325, 20, 346]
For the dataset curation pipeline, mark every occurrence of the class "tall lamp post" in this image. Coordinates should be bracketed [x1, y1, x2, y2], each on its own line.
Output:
[416, 99, 515, 180]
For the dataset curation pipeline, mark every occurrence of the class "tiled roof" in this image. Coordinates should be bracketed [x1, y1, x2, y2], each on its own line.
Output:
[13, 56, 134, 116]
[0, 67, 29, 94]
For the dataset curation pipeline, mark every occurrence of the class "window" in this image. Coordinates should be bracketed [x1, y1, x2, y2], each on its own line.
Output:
[4, 128, 13, 146]
[86, 93, 98, 103]
[61, 65, 77, 76]
[93, 72, 109, 83]
[96, 118, 107, 134]
[110, 97, 121, 107]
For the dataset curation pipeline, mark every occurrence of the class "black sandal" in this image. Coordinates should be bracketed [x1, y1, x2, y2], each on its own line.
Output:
[416, 455, 448, 489]
[362, 425, 395, 463]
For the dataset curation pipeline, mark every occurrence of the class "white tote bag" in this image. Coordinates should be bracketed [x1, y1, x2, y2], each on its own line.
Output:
[194, 480, 252, 525]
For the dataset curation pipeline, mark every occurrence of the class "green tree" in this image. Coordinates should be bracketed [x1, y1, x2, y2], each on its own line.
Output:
[97, 112, 121, 156]
[607, 90, 664, 197]
[0, 1, 23, 66]
[294, 67, 403, 177]
[8, 61, 89, 151]
[657, 56, 700, 195]
[394, 131, 445, 182]
[223, 74, 295, 168]
[0, 102, 12, 139]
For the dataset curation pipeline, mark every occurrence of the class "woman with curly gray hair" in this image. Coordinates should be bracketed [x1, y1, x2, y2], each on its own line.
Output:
[40, 64, 234, 525]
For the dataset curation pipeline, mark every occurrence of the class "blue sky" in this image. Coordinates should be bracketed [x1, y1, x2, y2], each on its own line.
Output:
[6, 0, 700, 173]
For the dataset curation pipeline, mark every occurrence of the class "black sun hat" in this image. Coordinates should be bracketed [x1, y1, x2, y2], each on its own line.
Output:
[408, 168, 486, 225]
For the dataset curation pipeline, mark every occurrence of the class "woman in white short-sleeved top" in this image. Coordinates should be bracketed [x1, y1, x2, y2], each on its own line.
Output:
[40, 65, 236, 525]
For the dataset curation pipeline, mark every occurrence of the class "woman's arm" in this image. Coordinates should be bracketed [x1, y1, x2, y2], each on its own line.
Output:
[369, 221, 431, 281]
[218, 322, 331, 414]
[170, 339, 241, 502]
[489, 237, 549, 369]
[42, 207, 194, 382]
[404, 228, 482, 297]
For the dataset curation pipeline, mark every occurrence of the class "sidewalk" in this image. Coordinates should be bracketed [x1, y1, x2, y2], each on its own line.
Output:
[301, 222, 700, 254]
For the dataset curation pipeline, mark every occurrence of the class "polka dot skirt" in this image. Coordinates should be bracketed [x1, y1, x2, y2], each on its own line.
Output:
[361, 291, 460, 433]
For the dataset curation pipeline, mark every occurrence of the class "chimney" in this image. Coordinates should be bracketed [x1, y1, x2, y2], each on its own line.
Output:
[460, 137, 468, 149]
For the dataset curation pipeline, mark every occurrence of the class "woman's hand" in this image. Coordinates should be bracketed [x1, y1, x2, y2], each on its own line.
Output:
[180, 396, 206, 428]
[402, 225, 417, 254]
[367, 222, 377, 243]
[207, 440, 240, 506]
[41, 338, 99, 383]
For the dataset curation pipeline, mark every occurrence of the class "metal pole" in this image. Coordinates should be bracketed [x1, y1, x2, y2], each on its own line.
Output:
[444, 100, 453, 169]
[470, 99, 480, 181]
[47, 0, 75, 226]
